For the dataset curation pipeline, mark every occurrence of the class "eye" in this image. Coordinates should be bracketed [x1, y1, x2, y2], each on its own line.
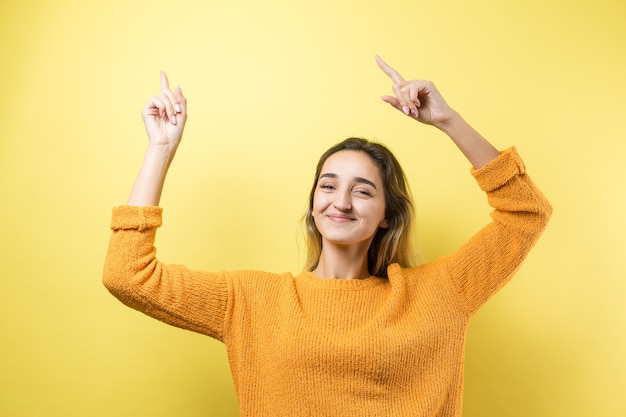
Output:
[319, 183, 335, 191]
[355, 189, 372, 196]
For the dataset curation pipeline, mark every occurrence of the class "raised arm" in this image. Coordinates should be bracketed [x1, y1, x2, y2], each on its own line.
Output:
[103, 74, 234, 339]
[127, 72, 187, 206]
[375, 56, 499, 169]
[376, 57, 552, 313]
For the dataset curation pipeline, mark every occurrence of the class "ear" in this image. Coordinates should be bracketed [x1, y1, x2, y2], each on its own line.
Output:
[379, 219, 389, 228]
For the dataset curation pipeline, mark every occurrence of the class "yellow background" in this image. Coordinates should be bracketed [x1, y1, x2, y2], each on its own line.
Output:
[1, 0, 624, 415]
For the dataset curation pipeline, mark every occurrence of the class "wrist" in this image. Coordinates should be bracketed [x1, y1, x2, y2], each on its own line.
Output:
[145, 143, 178, 161]
[433, 110, 463, 135]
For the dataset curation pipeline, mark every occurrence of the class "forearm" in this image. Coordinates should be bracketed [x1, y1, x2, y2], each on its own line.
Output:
[435, 111, 500, 169]
[127, 144, 178, 206]
[446, 147, 552, 314]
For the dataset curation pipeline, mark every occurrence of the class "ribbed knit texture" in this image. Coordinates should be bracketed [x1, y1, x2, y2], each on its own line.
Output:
[103, 147, 552, 416]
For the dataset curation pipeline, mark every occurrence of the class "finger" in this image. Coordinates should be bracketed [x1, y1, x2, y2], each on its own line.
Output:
[168, 87, 185, 125]
[174, 86, 185, 115]
[375, 55, 405, 83]
[149, 95, 179, 125]
[160, 71, 177, 102]
[160, 71, 170, 93]
[408, 83, 422, 108]
[143, 96, 168, 119]
[382, 94, 417, 118]
[391, 84, 411, 116]
[156, 93, 176, 123]
[160, 71, 179, 107]
[381, 95, 403, 112]
[404, 84, 420, 118]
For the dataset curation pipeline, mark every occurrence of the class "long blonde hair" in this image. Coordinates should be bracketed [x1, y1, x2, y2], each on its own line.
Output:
[303, 138, 419, 278]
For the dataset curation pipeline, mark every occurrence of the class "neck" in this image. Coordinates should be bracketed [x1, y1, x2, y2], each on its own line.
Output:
[312, 243, 371, 280]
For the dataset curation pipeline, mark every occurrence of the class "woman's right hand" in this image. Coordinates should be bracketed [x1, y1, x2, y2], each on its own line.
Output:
[141, 72, 187, 147]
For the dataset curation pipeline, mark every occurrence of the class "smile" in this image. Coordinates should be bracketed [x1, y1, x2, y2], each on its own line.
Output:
[327, 214, 355, 222]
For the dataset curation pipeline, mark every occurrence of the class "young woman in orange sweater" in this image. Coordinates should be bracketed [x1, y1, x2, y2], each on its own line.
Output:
[103, 57, 552, 416]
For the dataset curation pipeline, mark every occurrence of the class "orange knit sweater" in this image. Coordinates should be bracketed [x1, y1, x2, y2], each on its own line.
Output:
[103, 147, 552, 417]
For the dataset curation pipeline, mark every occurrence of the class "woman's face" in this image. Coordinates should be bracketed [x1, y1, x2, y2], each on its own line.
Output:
[312, 150, 387, 249]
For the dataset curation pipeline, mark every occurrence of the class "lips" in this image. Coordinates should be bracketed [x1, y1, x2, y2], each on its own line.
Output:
[327, 214, 355, 222]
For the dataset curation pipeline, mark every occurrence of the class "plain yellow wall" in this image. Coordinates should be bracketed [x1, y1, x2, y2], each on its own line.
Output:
[1, 0, 624, 416]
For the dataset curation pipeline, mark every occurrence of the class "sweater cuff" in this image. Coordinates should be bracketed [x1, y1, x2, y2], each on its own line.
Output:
[471, 147, 525, 192]
[110, 206, 163, 231]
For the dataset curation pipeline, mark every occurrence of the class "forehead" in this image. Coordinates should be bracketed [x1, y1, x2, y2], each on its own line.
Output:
[320, 150, 383, 183]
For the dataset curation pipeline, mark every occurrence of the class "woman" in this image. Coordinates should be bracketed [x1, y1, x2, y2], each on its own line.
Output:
[103, 57, 552, 416]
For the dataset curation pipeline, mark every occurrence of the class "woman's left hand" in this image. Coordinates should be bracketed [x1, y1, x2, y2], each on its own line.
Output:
[376, 56, 455, 128]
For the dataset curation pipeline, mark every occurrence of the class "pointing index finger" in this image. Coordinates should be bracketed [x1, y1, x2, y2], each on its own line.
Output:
[375, 55, 405, 83]
[160, 71, 170, 92]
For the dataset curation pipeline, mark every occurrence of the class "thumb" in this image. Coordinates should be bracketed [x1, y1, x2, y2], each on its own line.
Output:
[381, 95, 402, 111]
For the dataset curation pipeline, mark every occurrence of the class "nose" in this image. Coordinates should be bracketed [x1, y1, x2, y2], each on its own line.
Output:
[333, 190, 352, 211]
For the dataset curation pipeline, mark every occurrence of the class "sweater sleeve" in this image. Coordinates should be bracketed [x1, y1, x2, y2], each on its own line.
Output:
[102, 206, 229, 341]
[443, 147, 553, 315]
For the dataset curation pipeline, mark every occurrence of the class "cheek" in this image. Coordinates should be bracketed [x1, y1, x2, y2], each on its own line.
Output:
[360, 199, 386, 219]
[372, 205, 388, 227]
[312, 191, 327, 212]
[379, 203, 387, 220]
[371, 208, 387, 225]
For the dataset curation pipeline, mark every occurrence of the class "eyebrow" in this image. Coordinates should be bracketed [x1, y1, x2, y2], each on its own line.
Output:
[319, 173, 378, 190]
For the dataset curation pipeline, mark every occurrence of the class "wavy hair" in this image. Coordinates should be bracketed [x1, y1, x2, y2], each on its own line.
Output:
[303, 138, 419, 278]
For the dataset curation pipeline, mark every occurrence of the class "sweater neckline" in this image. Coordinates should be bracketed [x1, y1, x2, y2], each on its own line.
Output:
[296, 270, 388, 290]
